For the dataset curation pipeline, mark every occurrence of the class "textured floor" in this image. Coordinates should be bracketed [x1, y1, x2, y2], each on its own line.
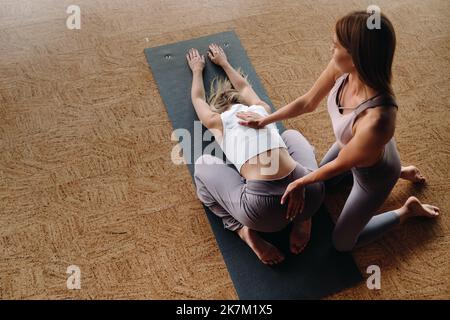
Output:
[0, 0, 449, 299]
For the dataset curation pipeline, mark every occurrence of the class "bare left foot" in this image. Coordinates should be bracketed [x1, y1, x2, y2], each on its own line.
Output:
[400, 165, 426, 183]
[405, 196, 440, 218]
[289, 218, 312, 255]
[397, 196, 440, 224]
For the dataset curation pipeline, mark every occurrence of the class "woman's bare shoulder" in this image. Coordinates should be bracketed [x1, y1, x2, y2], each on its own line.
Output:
[356, 106, 396, 143]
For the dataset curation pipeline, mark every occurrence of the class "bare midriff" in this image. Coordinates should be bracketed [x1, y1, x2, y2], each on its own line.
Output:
[239, 147, 297, 181]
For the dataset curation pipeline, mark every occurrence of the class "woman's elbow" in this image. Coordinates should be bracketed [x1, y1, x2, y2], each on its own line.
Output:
[302, 99, 318, 114]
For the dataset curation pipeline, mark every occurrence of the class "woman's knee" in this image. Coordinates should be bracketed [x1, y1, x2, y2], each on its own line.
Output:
[282, 129, 306, 144]
[194, 155, 219, 204]
[332, 230, 356, 252]
[194, 177, 215, 206]
[195, 154, 222, 167]
[194, 155, 222, 176]
[281, 129, 297, 138]
[332, 216, 358, 252]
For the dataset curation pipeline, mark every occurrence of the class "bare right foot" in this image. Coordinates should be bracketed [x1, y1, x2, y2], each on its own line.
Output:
[236, 226, 285, 265]
[400, 165, 426, 183]
[397, 196, 440, 223]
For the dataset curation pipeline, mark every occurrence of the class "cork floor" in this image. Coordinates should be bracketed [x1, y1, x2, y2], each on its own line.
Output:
[0, 0, 449, 299]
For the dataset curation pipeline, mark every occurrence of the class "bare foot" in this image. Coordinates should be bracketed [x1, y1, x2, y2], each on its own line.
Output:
[237, 226, 285, 265]
[397, 196, 440, 223]
[289, 218, 312, 255]
[400, 165, 426, 183]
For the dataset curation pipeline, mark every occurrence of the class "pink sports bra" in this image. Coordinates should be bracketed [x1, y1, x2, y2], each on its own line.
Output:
[327, 73, 398, 147]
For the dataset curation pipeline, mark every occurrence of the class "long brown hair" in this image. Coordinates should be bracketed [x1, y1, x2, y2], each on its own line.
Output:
[335, 10, 396, 97]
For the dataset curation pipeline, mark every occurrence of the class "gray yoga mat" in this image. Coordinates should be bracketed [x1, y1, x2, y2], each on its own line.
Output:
[144, 31, 362, 299]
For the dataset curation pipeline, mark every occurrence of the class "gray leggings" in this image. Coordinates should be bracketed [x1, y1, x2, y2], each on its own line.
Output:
[320, 139, 402, 251]
[194, 129, 325, 233]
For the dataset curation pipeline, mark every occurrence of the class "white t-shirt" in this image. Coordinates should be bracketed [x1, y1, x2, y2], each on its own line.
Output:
[219, 103, 287, 173]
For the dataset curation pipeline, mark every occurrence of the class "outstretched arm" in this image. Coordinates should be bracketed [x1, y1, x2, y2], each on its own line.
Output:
[208, 43, 271, 112]
[186, 48, 221, 130]
[237, 59, 341, 129]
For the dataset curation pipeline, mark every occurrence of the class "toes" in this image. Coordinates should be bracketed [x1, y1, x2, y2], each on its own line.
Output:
[414, 168, 426, 181]
[273, 256, 284, 265]
[432, 206, 440, 215]
[262, 251, 285, 265]
[291, 244, 305, 255]
[424, 205, 440, 216]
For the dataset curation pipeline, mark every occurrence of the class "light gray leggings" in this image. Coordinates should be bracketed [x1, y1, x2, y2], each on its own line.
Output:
[194, 129, 325, 233]
[320, 139, 402, 251]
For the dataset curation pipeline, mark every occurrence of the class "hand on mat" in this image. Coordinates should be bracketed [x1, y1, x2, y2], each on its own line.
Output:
[186, 48, 205, 72]
[281, 179, 306, 221]
[236, 111, 266, 129]
[208, 43, 228, 66]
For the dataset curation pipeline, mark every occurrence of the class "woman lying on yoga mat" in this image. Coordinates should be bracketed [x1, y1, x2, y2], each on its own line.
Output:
[187, 44, 324, 265]
[237, 11, 440, 252]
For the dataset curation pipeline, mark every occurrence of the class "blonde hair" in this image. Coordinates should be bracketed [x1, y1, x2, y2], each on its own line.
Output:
[207, 68, 248, 113]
